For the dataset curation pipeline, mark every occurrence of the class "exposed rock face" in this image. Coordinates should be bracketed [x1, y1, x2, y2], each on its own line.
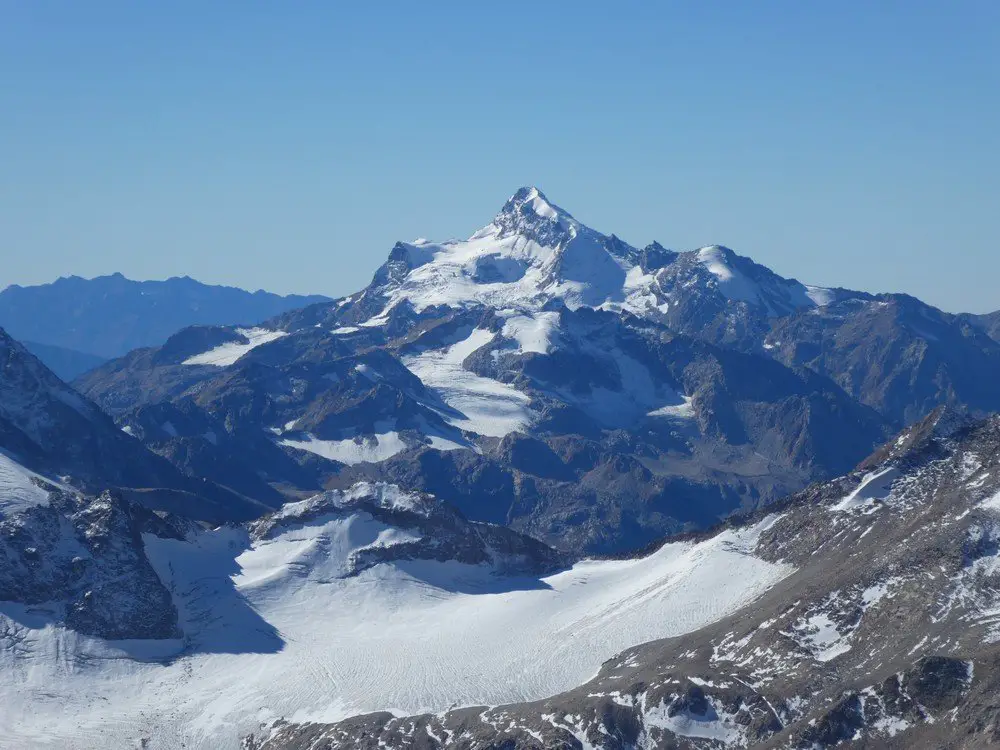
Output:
[766, 295, 1000, 427]
[0, 485, 184, 640]
[247, 412, 1000, 749]
[118, 398, 321, 506]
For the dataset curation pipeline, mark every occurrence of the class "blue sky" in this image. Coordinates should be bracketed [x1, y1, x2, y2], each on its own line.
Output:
[2, 1, 998, 311]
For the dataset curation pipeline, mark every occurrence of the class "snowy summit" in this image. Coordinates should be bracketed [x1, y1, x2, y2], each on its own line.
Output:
[357, 186, 840, 325]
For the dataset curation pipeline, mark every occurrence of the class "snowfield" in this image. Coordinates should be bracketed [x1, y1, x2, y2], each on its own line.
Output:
[0, 451, 60, 512]
[0, 504, 791, 749]
[182, 328, 287, 366]
[403, 327, 535, 437]
[279, 431, 409, 465]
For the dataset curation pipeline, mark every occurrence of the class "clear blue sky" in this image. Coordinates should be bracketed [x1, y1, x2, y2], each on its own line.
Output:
[2, 2, 998, 311]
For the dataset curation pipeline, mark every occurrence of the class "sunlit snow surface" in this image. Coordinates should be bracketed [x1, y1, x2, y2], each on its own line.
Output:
[378, 194, 634, 315]
[0, 513, 791, 749]
[831, 467, 900, 512]
[369, 187, 837, 322]
[182, 328, 287, 366]
[696, 245, 830, 311]
[279, 432, 409, 465]
[403, 327, 534, 437]
[0, 452, 58, 511]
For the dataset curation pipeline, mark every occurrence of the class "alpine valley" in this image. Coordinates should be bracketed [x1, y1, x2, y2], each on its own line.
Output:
[3, 189, 1000, 749]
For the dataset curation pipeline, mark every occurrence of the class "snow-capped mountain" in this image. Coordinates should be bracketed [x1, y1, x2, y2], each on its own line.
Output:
[285, 186, 848, 331]
[248, 408, 1000, 749]
[360, 186, 645, 314]
[76, 188, 902, 552]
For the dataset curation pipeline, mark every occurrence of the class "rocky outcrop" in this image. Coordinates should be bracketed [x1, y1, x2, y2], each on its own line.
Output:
[0, 486, 185, 640]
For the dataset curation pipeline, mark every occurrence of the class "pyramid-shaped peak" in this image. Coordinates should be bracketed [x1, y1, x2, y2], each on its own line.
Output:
[478, 186, 584, 246]
[498, 186, 575, 224]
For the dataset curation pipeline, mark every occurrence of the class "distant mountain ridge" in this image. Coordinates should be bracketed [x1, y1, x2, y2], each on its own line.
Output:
[0, 272, 330, 363]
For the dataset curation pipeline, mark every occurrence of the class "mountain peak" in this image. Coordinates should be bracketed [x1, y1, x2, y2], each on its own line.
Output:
[482, 186, 579, 244]
[504, 185, 571, 218]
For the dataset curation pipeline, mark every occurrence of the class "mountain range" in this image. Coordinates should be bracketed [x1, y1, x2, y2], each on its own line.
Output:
[73, 187, 1000, 553]
[0, 272, 329, 379]
[3, 187, 1000, 749]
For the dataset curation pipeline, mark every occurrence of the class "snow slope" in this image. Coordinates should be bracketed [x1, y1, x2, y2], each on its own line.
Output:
[279, 431, 409, 465]
[402, 327, 534, 437]
[0, 451, 56, 512]
[0, 499, 791, 750]
[371, 188, 634, 317]
[183, 328, 287, 366]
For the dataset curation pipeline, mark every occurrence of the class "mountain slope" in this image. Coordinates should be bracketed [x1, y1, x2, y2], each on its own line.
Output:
[0, 272, 329, 359]
[767, 295, 1000, 427]
[77, 302, 887, 553]
[960, 309, 1000, 344]
[248, 409, 1000, 750]
[0, 462, 187, 641]
[0, 327, 272, 522]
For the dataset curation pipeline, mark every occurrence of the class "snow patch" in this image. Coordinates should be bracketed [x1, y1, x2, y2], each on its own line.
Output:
[647, 396, 695, 420]
[183, 328, 287, 367]
[832, 467, 900, 512]
[643, 693, 744, 744]
[500, 311, 560, 355]
[403, 328, 533, 437]
[978, 491, 1000, 513]
[280, 432, 409, 466]
[790, 612, 852, 662]
[0, 452, 58, 511]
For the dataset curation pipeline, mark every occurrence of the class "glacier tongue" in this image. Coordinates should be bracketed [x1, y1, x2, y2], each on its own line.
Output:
[0, 494, 791, 750]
